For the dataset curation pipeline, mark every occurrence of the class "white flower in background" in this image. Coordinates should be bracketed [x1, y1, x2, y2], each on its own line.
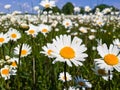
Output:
[94, 43, 120, 72]
[95, 19, 105, 27]
[102, 8, 112, 14]
[40, 0, 55, 8]
[90, 29, 96, 33]
[74, 7, 80, 13]
[25, 24, 39, 37]
[0, 33, 9, 46]
[113, 39, 120, 49]
[75, 76, 92, 89]
[14, 44, 32, 57]
[92, 46, 97, 51]
[8, 57, 19, 69]
[4, 4, 11, 9]
[79, 27, 88, 33]
[0, 65, 10, 80]
[51, 35, 88, 67]
[92, 64, 113, 81]
[85, 6, 91, 12]
[39, 24, 52, 36]
[7, 28, 21, 41]
[58, 72, 72, 82]
[33, 6, 40, 11]
[51, 20, 58, 27]
[12, 10, 22, 15]
[88, 35, 95, 40]
[41, 43, 55, 58]
[62, 19, 72, 28]
[64, 86, 79, 90]
[55, 28, 59, 32]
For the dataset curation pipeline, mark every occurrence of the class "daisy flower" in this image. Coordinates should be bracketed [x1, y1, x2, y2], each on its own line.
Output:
[0, 65, 10, 80]
[94, 43, 120, 72]
[0, 33, 9, 46]
[58, 72, 72, 82]
[84, 6, 91, 12]
[4, 4, 11, 9]
[7, 28, 21, 41]
[25, 24, 39, 37]
[8, 57, 19, 69]
[62, 19, 72, 29]
[79, 27, 88, 33]
[40, 43, 55, 58]
[65, 86, 79, 90]
[38, 24, 51, 36]
[113, 38, 120, 49]
[92, 64, 113, 81]
[40, 0, 55, 8]
[75, 76, 92, 89]
[51, 35, 88, 67]
[95, 19, 105, 27]
[14, 44, 32, 57]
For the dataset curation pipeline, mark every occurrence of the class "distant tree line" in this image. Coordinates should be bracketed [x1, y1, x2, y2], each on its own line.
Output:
[43, 2, 120, 15]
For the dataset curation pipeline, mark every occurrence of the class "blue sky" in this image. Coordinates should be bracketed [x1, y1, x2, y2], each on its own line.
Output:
[0, 0, 120, 13]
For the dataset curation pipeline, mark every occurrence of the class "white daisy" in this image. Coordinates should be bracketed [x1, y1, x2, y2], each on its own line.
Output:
[79, 27, 88, 33]
[62, 19, 72, 29]
[38, 24, 51, 36]
[14, 44, 32, 57]
[84, 6, 91, 12]
[40, 0, 55, 8]
[0, 33, 9, 46]
[113, 39, 120, 49]
[92, 64, 113, 81]
[0, 65, 10, 80]
[58, 72, 72, 82]
[25, 24, 39, 37]
[75, 76, 92, 89]
[40, 43, 55, 58]
[94, 43, 120, 72]
[8, 57, 19, 69]
[7, 28, 21, 41]
[51, 35, 88, 67]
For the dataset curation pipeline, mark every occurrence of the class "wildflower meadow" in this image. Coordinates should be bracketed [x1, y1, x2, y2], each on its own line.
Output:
[0, 0, 120, 90]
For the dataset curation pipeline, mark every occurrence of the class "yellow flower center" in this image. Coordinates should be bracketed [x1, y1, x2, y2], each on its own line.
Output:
[45, 3, 50, 8]
[21, 50, 27, 55]
[47, 50, 53, 55]
[11, 61, 17, 67]
[29, 29, 35, 34]
[98, 22, 102, 25]
[66, 22, 69, 26]
[104, 54, 119, 65]
[42, 28, 48, 33]
[62, 76, 68, 80]
[60, 46, 75, 59]
[11, 33, 17, 38]
[1, 68, 9, 75]
[0, 38, 4, 43]
[98, 69, 107, 75]
[79, 82, 85, 86]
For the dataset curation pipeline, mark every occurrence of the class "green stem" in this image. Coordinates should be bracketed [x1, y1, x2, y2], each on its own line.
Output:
[108, 70, 111, 90]
[2, 45, 5, 60]
[17, 43, 23, 90]
[31, 36, 36, 90]
[9, 40, 13, 55]
[64, 61, 68, 90]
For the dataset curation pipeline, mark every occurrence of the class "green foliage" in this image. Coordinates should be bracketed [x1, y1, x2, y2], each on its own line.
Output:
[62, 2, 74, 15]
[0, 9, 120, 90]
[93, 4, 119, 12]
[52, 6, 61, 14]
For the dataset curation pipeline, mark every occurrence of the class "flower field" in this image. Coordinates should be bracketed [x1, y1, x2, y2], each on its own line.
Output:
[0, 0, 120, 90]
